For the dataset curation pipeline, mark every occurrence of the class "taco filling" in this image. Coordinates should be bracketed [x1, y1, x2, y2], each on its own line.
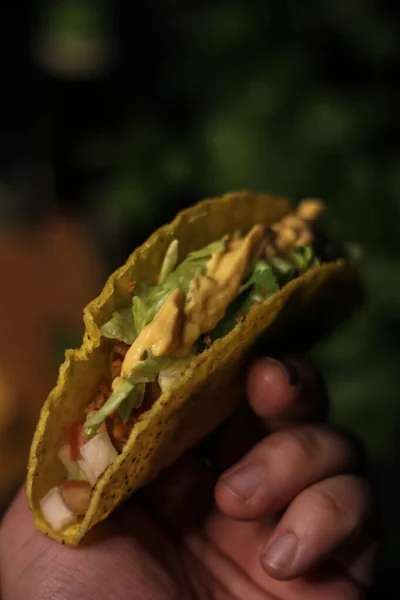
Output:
[39, 199, 350, 531]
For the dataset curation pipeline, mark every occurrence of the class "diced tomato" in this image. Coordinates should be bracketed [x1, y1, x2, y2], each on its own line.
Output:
[126, 280, 136, 294]
[68, 422, 90, 461]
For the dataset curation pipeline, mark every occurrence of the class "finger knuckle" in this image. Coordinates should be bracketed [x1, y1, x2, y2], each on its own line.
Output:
[309, 487, 347, 520]
[280, 428, 319, 465]
[308, 486, 361, 536]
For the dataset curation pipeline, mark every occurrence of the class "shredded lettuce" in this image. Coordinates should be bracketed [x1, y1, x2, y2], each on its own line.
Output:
[266, 245, 319, 285]
[246, 259, 279, 299]
[85, 379, 135, 436]
[210, 259, 279, 341]
[291, 246, 320, 271]
[208, 248, 319, 342]
[240, 259, 279, 300]
[125, 353, 173, 383]
[159, 240, 179, 284]
[101, 235, 228, 344]
[131, 235, 228, 333]
[84, 353, 172, 435]
[66, 468, 88, 481]
[158, 356, 192, 392]
[132, 284, 175, 333]
[185, 236, 228, 261]
[117, 383, 145, 424]
[100, 308, 136, 344]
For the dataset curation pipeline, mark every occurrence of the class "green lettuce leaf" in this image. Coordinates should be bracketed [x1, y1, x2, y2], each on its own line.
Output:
[185, 236, 228, 261]
[117, 383, 145, 424]
[132, 235, 228, 333]
[210, 259, 279, 341]
[266, 245, 320, 285]
[84, 353, 172, 436]
[158, 356, 193, 392]
[84, 379, 135, 436]
[158, 239, 179, 284]
[241, 259, 280, 306]
[100, 308, 136, 344]
[265, 255, 296, 284]
[291, 245, 320, 272]
[101, 235, 228, 345]
[125, 353, 173, 382]
[132, 284, 176, 333]
[66, 468, 88, 481]
[209, 246, 321, 342]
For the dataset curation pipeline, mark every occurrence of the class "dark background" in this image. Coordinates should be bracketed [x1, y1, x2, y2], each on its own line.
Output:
[0, 1, 399, 596]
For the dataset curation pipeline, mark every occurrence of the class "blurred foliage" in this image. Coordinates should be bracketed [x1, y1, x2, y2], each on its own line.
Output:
[1, 0, 399, 594]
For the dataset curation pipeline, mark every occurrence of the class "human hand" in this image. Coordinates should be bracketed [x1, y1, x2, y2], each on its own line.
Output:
[0, 356, 376, 600]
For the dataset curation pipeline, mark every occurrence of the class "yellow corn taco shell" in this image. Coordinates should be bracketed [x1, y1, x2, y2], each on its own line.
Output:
[27, 191, 362, 546]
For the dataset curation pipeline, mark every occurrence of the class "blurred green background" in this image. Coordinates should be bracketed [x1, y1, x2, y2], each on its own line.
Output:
[0, 0, 399, 596]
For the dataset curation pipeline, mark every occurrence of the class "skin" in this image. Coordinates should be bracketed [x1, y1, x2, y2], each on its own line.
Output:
[0, 356, 376, 600]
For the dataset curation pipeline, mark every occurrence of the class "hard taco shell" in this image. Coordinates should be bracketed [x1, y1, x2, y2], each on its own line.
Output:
[27, 191, 362, 545]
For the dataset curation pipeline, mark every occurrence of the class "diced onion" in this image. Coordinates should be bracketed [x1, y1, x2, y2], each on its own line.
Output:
[77, 459, 97, 486]
[58, 445, 84, 479]
[80, 430, 118, 483]
[40, 487, 78, 531]
[158, 358, 191, 392]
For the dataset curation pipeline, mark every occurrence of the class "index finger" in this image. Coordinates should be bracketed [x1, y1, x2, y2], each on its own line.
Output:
[202, 355, 329, 473]
[247, 356, 329, 431]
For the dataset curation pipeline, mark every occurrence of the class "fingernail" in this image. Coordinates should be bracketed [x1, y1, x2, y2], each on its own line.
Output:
[262, 533, 298, 570]
[264, 357, 300, 387]
[221, 463, 264, 500]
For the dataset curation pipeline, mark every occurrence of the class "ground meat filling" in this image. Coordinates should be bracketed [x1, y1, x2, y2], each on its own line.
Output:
[85, 342, 162, 452]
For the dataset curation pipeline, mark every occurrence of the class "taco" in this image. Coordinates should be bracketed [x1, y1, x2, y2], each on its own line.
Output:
[27, 191, 362, 546]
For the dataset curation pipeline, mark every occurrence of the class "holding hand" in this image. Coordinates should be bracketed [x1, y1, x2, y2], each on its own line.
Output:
[0, 356, 376, 600]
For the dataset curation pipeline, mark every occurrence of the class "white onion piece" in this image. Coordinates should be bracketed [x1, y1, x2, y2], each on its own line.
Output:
[77, 459, 97, 486]
[158, 358, 191, 392]
[58, 445, 82, 479]
[80, 430, 118, 482]
[40, 487, 78, 531]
